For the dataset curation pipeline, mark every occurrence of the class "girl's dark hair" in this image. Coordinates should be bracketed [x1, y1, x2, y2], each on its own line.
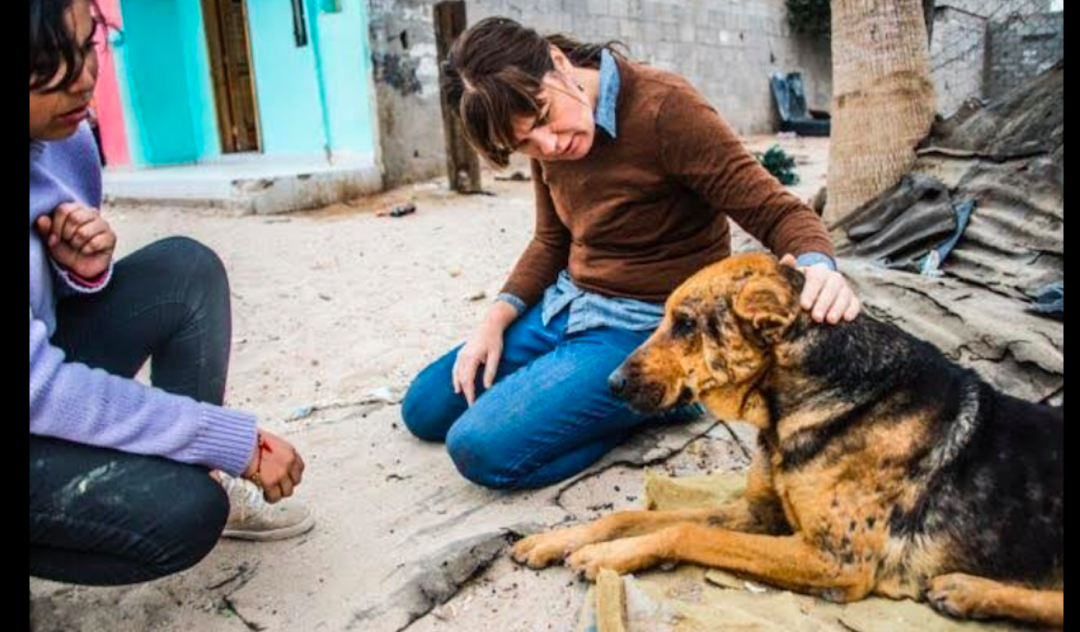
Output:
[442, 17, 626, 168]
[30, 0, 105, 93]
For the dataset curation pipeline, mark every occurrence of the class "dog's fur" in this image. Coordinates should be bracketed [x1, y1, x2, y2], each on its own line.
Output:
[513, 253, 1064, 627]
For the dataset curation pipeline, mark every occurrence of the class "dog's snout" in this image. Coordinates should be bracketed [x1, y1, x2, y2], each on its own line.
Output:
[608, 369, 630, 397]
[609, 358, 668, 414]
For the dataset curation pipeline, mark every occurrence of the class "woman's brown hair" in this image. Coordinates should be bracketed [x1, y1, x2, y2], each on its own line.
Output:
[442, 17, 625, 168]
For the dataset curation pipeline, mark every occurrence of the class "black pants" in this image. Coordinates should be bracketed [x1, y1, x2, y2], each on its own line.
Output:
[30, 237, 235, 586]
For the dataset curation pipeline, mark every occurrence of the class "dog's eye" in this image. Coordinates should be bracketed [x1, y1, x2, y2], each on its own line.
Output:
[671, 315, 696, 338]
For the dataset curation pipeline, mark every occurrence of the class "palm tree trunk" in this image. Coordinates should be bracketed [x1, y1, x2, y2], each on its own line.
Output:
[826, 0, 937, 225]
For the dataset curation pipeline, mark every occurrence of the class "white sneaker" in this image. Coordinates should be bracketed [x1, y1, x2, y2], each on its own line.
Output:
[220, 475, 315, 542]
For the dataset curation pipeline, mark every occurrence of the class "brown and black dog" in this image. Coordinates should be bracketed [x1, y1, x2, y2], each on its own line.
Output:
[513, 253, 1064, 627]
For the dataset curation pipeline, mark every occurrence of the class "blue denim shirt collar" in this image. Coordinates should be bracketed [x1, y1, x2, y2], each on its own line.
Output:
[595, 49, 621, 139]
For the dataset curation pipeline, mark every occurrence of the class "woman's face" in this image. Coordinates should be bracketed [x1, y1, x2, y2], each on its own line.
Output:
[510, 48, 597, 162]
[30, 0, 101, 142]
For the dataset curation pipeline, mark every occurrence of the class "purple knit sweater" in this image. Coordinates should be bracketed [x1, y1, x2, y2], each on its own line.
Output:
[29, 126, 256, 476]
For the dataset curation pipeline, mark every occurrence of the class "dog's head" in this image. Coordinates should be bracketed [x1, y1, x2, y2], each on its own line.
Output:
[609, 253, 804, 427]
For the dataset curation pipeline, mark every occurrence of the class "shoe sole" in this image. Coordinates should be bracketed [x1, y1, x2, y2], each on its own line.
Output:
[222, 514, 316, 542]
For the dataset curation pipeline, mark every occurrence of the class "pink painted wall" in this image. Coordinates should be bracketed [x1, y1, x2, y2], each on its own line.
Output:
[94, 0, 130, 166]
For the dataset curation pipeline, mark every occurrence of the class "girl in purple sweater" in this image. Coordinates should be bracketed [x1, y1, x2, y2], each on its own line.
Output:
[30, 0, 312, 587]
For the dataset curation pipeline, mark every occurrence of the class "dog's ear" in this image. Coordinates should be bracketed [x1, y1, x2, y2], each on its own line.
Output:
[779, 263, 806, 295]
[733, 275, 798, 344]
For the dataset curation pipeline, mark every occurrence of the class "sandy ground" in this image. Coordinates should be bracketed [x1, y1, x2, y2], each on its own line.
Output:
[31, 136, 828, 632]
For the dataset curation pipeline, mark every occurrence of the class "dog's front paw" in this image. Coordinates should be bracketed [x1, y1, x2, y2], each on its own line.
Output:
[513, 525, 598, 569]
[928, 574, 994, 620]
[566, 536, 666, 581]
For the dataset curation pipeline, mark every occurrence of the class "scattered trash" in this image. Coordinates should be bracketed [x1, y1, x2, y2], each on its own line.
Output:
[495, 171, 531, 182]
[288, 406, 315, 422]
[771, 71, 831, 137]
[377, 202, 417, 218]
[284, 386, 404, 423]
[1032, 282, 1064, 317]
[756, 145, 800, 185]
[364, 386, 399, 404]
[916, 199, 976, 277]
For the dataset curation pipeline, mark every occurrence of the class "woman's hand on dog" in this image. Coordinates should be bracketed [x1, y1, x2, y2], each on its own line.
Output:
[453, 302, 518, 406]
[781, 254, 861, 324]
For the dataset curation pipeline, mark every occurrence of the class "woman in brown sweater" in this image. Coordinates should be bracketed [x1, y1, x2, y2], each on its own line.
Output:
[402, 17, 859, 490]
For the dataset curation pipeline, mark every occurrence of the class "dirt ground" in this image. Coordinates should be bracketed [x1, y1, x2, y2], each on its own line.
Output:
[32, 136, 829, 632]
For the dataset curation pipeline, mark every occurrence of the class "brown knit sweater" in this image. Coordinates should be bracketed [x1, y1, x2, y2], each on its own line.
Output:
[501, 58, 834, 307]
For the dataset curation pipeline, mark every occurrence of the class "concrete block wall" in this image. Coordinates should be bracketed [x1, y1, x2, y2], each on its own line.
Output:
[368, 0, 832, 186]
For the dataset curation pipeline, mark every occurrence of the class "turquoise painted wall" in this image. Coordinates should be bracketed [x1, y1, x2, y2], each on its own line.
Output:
[116, 0, 220, 166]
[312, 0, 379, 158]
[246, 1, 328, 155]
[115, 0, 378, 166]
[177, 0, 221, 161]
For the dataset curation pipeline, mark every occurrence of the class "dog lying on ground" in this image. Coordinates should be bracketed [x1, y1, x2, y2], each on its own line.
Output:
[513, 253, 1064, 627]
